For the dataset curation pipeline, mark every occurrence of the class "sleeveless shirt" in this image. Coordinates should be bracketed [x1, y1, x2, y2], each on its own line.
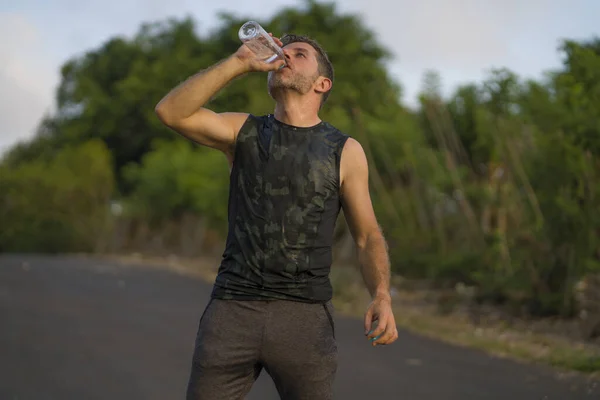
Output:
[210, 114, 350, 303]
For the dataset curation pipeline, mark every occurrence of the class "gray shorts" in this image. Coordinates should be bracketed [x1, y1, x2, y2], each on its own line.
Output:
[185, 298, 338, 400]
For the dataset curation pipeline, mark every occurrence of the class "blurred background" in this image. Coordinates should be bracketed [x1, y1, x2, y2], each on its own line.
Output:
[2, 0, 600, 385]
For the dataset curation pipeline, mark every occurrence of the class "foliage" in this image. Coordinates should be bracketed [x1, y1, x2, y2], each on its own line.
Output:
[0, 139, 114, 253]
[121, 139, 230, 231]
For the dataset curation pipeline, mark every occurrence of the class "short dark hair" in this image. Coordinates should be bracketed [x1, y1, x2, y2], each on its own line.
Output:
[280, 34, 334, 106]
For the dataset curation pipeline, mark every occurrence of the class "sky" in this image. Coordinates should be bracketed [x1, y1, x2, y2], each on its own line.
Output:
[1, 0, 598, 154]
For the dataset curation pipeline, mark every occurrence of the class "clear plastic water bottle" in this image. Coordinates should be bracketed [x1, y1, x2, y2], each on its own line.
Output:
[238, 21, 286, 65]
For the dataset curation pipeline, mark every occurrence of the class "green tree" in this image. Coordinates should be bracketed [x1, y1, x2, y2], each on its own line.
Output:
[552, 38, 600, 155]
[0, 139, 114, 253]
[121, 139, 230, 231]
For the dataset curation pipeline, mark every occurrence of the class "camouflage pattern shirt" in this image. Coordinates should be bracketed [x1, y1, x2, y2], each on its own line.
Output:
[210, 114, 350, 303]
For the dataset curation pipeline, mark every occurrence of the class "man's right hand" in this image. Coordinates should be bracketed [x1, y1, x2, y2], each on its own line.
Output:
[232, 33, 286, 73]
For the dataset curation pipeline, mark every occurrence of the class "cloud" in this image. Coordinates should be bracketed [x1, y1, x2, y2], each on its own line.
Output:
[0, 13, 58, 154]
[334, 0, 593, 104]
[341, 0, 567, 68]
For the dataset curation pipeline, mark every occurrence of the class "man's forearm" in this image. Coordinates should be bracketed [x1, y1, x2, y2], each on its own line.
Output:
[357, 232, 392, 301]
[155, 56, 247, 121]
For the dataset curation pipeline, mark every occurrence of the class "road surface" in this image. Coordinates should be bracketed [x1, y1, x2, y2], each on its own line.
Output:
[0, 254, 597, 399]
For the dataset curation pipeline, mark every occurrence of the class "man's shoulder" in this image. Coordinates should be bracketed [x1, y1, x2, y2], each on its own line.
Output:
[234, 113, 271, 140]
[340, 136, 363, 154]
[319, 121, 351, 142]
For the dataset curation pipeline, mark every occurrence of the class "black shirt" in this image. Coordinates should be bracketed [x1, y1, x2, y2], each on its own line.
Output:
[211, 114, 350, 303]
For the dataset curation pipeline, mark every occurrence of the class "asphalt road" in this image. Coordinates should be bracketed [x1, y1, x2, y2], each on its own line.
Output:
[0, 254, 597, 400]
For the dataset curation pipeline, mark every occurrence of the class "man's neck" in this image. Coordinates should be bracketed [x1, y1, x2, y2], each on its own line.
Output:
[273, 96, 321, 128]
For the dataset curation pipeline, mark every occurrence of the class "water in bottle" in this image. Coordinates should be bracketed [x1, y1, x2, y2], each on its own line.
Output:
[238, 21, 286, 65]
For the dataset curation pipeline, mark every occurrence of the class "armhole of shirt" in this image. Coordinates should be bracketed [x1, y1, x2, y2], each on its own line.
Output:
[232, 114, 258, 165]
[336, 133, 351, 194]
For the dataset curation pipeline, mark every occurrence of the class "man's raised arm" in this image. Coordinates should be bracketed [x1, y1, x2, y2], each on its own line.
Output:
[155, 35, 286, 159]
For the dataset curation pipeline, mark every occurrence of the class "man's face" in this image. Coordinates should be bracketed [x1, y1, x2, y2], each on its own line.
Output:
[268, 42, 321, 97]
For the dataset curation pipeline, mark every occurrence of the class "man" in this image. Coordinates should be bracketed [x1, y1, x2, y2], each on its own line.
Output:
[155, 31, 398, 400]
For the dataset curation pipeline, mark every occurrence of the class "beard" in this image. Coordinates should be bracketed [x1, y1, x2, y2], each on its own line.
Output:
[267, 68, 318, 99]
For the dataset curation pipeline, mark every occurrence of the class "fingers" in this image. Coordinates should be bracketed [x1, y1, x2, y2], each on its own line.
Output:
[366, 313, 399, 346]
[364, 300, 398, 347]
[248, 55, 284, 73]
[274, 59, 286, 70]
[255, 60, 285, 73]
[371, 321, 398, 346]
[366, 318, 385, 344]
[364, 308, 374, 335]
[269, 32, 284, 47]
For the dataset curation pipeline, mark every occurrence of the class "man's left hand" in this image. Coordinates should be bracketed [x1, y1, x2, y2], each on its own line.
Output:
[364, 295, 398, 346]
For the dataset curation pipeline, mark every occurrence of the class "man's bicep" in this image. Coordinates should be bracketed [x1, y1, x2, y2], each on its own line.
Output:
[163, 109, 248, 154]
[340, 138, 380, 248]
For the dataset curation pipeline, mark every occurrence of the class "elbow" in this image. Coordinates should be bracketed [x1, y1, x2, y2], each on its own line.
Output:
[356, 227, 385, 250]
[355, 235, 370, 251]
[155, 101, 179, 128]
[356, 235, 369, 251]
[154, 101, 170, 124]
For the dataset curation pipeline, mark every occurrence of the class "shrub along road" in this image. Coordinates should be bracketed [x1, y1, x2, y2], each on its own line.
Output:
[0, 255, 596, 399]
